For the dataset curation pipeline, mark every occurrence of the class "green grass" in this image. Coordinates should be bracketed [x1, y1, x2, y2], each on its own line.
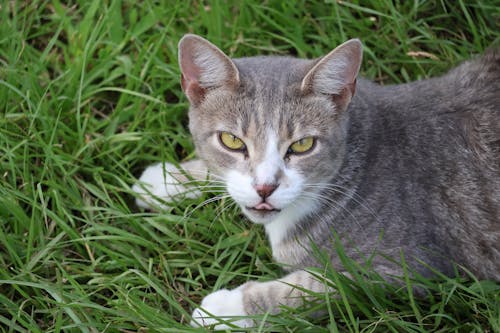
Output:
[1, 0, 499, 332]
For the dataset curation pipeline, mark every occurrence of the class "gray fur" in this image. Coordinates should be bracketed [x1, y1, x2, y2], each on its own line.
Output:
[189, 45, 499, 279]
[136, 35, 500, 323]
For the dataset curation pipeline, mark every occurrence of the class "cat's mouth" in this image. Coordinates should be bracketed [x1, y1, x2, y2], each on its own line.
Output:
[242, 202, 283, 224]
[246, 202, 281, 212]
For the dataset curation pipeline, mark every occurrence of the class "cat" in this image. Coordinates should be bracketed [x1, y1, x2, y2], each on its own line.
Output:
[132, 34, 500, 328]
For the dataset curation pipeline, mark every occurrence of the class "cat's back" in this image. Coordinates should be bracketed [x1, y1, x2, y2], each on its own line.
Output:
[438, 48, 500, 158]
[368, 49, 500, 171]
[351, 49, 500, 280]
[442, 49, 500, 168]
[354, 48, 499, 168]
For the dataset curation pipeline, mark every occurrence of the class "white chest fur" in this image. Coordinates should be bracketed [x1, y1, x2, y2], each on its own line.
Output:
[264, 197, 319, 264]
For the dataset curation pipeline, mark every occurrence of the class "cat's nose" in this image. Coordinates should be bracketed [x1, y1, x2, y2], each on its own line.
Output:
[254, 184, 278, 199]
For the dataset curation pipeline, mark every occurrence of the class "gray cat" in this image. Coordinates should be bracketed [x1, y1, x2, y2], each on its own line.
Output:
[133, 34, 500, 328]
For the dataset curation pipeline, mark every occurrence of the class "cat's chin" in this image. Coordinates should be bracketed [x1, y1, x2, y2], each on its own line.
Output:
[242, 206, 282, 224]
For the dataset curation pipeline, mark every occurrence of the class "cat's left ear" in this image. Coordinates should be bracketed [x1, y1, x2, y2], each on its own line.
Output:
[301, 39, 362, 110]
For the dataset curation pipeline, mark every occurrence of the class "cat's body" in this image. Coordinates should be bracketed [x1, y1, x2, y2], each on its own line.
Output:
[264, 57, 500, 278]
[133, 35, 499, 328]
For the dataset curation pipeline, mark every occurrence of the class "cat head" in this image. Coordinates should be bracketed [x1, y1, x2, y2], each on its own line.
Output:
[178, 34, 362, 225]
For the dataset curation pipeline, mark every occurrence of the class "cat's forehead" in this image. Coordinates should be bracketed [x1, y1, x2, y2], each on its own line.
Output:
[219, 57, 335, 138]
[231, 94, 330, 139]
[233, 56, 312, 93]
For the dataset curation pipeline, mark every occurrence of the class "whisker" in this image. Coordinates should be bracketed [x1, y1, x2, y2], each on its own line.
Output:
[181, 194, 233, 222]
[303, 183, 381, 223]
[162, 167, 226, 182]
[300, 191, 363, 229]
[212, 200, 239, 227]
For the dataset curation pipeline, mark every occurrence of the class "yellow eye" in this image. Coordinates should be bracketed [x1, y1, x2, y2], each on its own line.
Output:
[288, 137, 315, 154]
[219, 132, 246, 151]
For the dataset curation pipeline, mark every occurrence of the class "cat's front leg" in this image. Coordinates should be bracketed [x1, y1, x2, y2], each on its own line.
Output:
[190, 288, 253, 329]
[190, 270, 327, 328]
[132, 159, 208, 210]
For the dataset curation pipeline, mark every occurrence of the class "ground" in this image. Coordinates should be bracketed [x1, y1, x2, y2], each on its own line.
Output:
[0, 1, 499, 332]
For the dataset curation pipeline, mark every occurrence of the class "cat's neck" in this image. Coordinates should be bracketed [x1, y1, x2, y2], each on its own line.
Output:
[264, 196, 320, 250]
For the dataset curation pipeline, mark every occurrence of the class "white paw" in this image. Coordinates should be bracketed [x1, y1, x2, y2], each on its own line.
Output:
[190, 289, 253, 329]
[132, 162, 200, 209]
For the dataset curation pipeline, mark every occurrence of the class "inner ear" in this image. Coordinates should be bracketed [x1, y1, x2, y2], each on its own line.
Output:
[301, 39, 363, 110]
[178, 34, 240, 105]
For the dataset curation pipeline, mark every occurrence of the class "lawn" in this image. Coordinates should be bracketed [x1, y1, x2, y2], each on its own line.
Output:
[1, 0, 499, 332]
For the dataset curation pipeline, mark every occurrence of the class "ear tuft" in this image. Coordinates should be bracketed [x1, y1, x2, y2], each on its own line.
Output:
[178, 34, 239, 105]
[301, 39, 363, 109]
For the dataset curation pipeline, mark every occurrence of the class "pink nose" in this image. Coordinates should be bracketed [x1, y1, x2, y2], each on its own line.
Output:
[254, 184, 278, 199]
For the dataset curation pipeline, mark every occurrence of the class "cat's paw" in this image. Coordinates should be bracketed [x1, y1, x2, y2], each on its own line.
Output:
[132, 162, 200, 209]
[190, 289, 253, 329]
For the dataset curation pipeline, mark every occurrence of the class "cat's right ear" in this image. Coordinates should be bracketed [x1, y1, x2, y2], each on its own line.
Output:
[178, 34, 240, 105]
